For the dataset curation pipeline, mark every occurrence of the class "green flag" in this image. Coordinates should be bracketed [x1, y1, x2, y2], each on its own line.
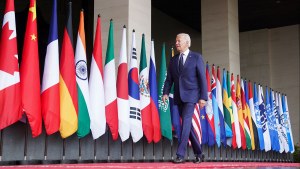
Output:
[158, 43, 172, 140]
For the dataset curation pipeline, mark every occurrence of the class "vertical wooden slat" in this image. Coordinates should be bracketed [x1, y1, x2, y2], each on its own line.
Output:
[44, 132, 63, 161]
[79, 133, 94, 161]
[121, 138, 132, 162]
[26, 125, 45, 162]
[2, 122, 26, 161]
[64, 134, 79, 162]
[132, 138, 143, 161]
[143, 137, 153, 161]
[153, 140, 162, 161]
[95, 132, 108, 161]
[162, 138, 172, 161]
[107, 131, 121, 161]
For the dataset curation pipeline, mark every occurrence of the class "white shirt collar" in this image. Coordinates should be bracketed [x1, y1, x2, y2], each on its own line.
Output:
[181, 49, 189, 64]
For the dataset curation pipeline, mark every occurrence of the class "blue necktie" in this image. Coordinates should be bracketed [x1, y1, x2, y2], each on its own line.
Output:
[179, 54, 184, 73]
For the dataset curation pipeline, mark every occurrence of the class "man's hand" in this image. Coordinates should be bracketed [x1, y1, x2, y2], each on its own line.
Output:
[162, 94, 169, 104]
[198, 99, 206, 109]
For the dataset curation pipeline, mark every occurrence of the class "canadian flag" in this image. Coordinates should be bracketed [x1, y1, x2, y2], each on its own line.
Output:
[0, 0, 23, 130]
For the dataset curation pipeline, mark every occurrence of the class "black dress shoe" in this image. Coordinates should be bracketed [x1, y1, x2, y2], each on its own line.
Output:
[193, 154, 205, 163]
[173, 157, 185, 164]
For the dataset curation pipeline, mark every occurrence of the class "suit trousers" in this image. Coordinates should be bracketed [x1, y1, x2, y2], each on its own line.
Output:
[176, 102, 202, 159]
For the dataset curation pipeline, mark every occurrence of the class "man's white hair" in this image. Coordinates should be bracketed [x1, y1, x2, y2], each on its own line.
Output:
[177, 33, 191, 47]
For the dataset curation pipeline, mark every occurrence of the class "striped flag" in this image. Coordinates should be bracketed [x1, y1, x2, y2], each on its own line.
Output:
[282, 95, 294, 153]
[149, 40, 161, 143]
[104, 20, 118, 141]
[248, 81, 259, 150]
[0, 0, 23, 130]
[117, 26, 130, 142]
[236, 75, 246, 149]
[139, 34, 152, 143]
[193, 104, 202, 145]
[20, 0, 42, 137]
[222, 69, 232, 146]
[128, 30, 143, 142]
[230, 74, 241, 149]
[41, 0, 59, 135]
[59, 2, 78, 138]
[244, 80, 255, 150]
[158, 43, 172, 141]
[205, 63, 215, 146]
[89, 15, 106, 139]
[258, 85, 271, 152]
[253, 83, 264, 150]
[216, 67, 226, 146]
[241, 79, 251, 149]
[211, 65, 220, 147]
[75, 10, 90, 138]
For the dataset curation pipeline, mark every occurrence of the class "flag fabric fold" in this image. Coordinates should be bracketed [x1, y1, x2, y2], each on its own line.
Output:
[205, 63, 215, 146]
[236, 76, 246, 149]
[20, 0, 42, 137]
[75, 10, 90, 138]
[0, 0, 23, 130]
[216, 67, 226, 146]
[222, 69, 232, 146]
[158, 43, 172, 141]
[248, 81, 259, 150]
[117, 26, 130, 142]
[230, 74, 241, 149]
[211, 65, 220, 147]
[104, 20, 119, 141]
[283, 95, 294, 153]
[149, 40, 161, 143]
[89, 15, 106, 139]
[139, 34, 152, 143]
[41, 0, 60, 135]
[128, 30, 143, 143]
[59, 2, 78, 138]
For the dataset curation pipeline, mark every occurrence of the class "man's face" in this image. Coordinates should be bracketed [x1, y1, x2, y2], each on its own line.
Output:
[175, 35, 189, 53]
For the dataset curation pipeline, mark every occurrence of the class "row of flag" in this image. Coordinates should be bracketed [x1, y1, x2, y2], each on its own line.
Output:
[197, 63, 295, 153]
[0, 0, 167, 143]
[0, 0, 294, 154]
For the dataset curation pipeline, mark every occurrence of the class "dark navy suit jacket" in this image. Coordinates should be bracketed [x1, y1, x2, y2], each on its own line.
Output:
[163, 51, 208, 104]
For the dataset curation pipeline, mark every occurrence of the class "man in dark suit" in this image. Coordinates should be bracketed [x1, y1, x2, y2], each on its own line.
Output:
[163, 33, 208, 163]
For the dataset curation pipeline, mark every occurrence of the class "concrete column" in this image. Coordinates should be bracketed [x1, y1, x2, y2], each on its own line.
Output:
[201, 0, 240, 75]
[94, 0, 151, 65]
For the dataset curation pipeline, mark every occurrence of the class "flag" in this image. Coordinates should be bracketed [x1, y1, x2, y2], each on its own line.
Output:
[216, 67, 226, 146]
[139, 34, 152, 143]
[276, 92, 287, 153]
[0, 0, 22, 130]
[193, 104, 202, 145]
[41, 0, 59, 135]
[158, 43, 172, 141]
[205, 63, 215, 146]
[244, 80, 255, 150]
[248, 81, 259, 150]
[241, 79, 251, 149]
[59, 2, 78, 138]
[279, 93, 289, 153]
[75, 10, 90, 138]
[104, 20, 118, 141]
[128, 30, 143, 143]
[270, 90, 280, 151]
[266, 87, 279, 151]
[211, 65, 220, 147]
[20, 0, 42, 137]
[230, 73, 241, 149]
[117, 25, 130, 142]
[169, 47, 181, 141]
[222, 69, 232, 146]
[253, 83, 264, 150]
[258, 85, 271, 152]
[283, 95, 294, 153]
[89, 15, 106, 139]
[149, 40, 161, 143]
[236, 75, 246, 149]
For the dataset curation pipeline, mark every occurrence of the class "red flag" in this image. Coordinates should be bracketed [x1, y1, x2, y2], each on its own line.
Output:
[20, 0, 42, 137]
[0, 0, 23, 130]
